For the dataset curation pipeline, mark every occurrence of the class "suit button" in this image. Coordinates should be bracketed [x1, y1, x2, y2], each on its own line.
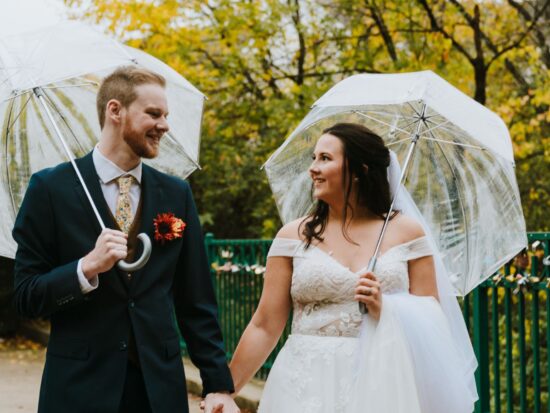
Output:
[119, 341, 128, 351]
[129, 301, 135, 309]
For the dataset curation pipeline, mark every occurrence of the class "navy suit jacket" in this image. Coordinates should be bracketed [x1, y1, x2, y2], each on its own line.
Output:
[12, 152, 234, 412]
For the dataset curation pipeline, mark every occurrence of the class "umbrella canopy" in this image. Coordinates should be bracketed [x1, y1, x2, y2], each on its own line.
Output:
[264, 70, 527, 295]
[0, 21, 205, 259]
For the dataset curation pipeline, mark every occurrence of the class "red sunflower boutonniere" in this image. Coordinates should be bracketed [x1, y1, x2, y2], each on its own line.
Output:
[153, 213, 186, 244]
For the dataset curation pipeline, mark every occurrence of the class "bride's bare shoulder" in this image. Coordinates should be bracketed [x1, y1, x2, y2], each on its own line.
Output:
[276, 216, 310, 241]
[392, 213, 425, 241]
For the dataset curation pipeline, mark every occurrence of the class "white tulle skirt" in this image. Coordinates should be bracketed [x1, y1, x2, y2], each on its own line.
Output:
[258, 294, 477, 413]
[258, 334, 359, 413]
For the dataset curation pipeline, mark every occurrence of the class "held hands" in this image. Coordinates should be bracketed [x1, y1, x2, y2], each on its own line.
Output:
[81, 228, 128, 279]
[355, 272, 382, 320]
[200, 393, 240, 413]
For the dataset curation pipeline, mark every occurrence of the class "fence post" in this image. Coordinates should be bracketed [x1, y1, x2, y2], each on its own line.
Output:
[205, 232, 214, 260]
[473, 286, 490, 413]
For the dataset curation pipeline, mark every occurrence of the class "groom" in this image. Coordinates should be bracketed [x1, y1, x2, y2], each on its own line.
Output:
[12, 66, 238, 413]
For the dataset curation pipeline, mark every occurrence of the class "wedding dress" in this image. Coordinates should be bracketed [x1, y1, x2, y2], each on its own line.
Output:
[257, 235, 477, 413]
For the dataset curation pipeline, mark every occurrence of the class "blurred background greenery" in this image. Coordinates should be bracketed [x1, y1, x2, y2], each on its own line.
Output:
[64, 0, 549, 237]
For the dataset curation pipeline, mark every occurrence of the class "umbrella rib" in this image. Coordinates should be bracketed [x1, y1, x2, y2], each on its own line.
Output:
[406, 101, 422, 118]
[265, 108, 421, 168]
[41, 81, 100, 90]
[423, 114, 440, 120]
[0, 72, 20, 90]
[165, 131, 201, 170]
[354, 109, 418, 120]
[424, 118, 472, 138]
[420, 120, 451, 135]
[423, 118, 485, 151]
[3, 98, 18, 218]
[6, 94, 32, 132]
[421, 136, 485, 151]
[427, 134, 471, 288]
[352, 111, 414, 136]
[41, 90, 87, 156]
[1, 90, 31, 104]
[386, 136, 413, 147]
[399, 118, 424, 134]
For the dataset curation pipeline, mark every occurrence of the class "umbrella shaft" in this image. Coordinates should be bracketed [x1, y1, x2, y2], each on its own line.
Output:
[370, 105, 426, 264]
[33, 87, 106, 230]
[359, 104, 426, 314]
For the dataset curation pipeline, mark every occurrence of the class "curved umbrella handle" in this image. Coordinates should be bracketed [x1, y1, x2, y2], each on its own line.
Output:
[117, 233, 152, 272]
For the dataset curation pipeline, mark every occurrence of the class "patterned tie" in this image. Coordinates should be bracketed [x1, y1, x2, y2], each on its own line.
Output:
[115, 175, 135, 234]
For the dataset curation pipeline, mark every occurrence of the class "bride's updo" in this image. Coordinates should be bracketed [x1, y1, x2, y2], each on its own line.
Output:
[302, 122, 395, 247]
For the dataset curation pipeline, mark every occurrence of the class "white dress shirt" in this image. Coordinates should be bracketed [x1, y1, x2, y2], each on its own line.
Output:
[77, 146, 142, 293]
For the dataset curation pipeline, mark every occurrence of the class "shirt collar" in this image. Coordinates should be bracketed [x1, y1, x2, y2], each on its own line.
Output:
[92, 146, 142, 184]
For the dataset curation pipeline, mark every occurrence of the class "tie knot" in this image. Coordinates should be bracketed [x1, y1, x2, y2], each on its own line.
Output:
[117, 175, 135, 195]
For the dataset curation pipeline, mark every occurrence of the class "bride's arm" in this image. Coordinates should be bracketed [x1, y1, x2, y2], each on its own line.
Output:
[408, 255, 438, 299]
[399, 216, 439, 299]
[229, 254, 292, 394]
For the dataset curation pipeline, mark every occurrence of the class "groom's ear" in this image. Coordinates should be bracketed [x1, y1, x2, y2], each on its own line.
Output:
[106, 99, 124, 125]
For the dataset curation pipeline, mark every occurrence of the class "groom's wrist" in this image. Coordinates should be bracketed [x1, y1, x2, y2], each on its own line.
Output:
[77, 259, 98, 293]
[205, 390, 232, 398]
[81, 256, 99, 280]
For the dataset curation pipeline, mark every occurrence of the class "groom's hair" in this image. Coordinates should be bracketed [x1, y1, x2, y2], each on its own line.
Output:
[97, 66, 166, 129]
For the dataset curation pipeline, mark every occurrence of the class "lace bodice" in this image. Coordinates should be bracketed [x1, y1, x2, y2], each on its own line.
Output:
[268, 236, 433, 338]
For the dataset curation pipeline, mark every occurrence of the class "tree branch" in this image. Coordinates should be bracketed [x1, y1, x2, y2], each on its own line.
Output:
[289, 0, 307, 86]
[449, 0, 547, 88]
[417, 0, 475, 64]
[365, 0, 398, 63]
[507, 0, 550, 68]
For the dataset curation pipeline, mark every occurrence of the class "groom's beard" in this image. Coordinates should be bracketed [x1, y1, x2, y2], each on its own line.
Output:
[123, 121, 162, 159]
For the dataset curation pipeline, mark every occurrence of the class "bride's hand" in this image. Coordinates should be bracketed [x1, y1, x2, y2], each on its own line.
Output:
[355, 272, 382, 320]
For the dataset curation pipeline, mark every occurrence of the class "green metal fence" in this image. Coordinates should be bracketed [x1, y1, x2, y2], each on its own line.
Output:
[462, 232, 550, 413]
[204, 234, 283, 380]
[202, 232, 550, 412]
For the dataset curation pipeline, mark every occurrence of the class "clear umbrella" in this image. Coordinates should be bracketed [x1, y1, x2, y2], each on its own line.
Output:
[264, 71, 527, 296]
[0, 21, 205, 270]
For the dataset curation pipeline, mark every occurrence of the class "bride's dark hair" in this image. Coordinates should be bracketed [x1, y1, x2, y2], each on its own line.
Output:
[301, 122, 396, 248]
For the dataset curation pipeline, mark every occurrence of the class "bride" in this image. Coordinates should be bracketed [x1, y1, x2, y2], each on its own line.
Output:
[228, 123, 478, 412]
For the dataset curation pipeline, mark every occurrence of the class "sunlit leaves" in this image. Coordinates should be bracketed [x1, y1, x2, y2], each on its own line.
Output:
[65, 0, 549, 234]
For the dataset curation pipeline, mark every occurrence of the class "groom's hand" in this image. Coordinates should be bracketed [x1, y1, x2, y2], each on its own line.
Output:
[203, 392, 240, 413]
[82, 228, 128, 279]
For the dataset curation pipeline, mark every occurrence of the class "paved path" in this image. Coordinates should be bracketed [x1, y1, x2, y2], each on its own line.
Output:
[0, 344, 202, 413]
[0, 349, 43, 412]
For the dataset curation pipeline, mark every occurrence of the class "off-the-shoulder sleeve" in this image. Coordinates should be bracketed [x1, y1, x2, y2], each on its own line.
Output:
[401, 236, 433, 261]
[267, 238, 303, 258]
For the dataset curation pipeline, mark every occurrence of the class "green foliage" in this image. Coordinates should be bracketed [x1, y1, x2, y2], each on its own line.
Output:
[65, 0, 550, 235]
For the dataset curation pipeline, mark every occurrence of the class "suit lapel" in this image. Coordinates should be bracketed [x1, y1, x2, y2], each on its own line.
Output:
[137, 165, 162, 236]
[74, 153, 116, 233]
[73, 152, 127, 296]
[128, 164, 163, 292]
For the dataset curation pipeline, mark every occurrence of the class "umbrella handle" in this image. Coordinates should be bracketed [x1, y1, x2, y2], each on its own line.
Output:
[117, 233, 152, 272]
[358, 257, 378, 314]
